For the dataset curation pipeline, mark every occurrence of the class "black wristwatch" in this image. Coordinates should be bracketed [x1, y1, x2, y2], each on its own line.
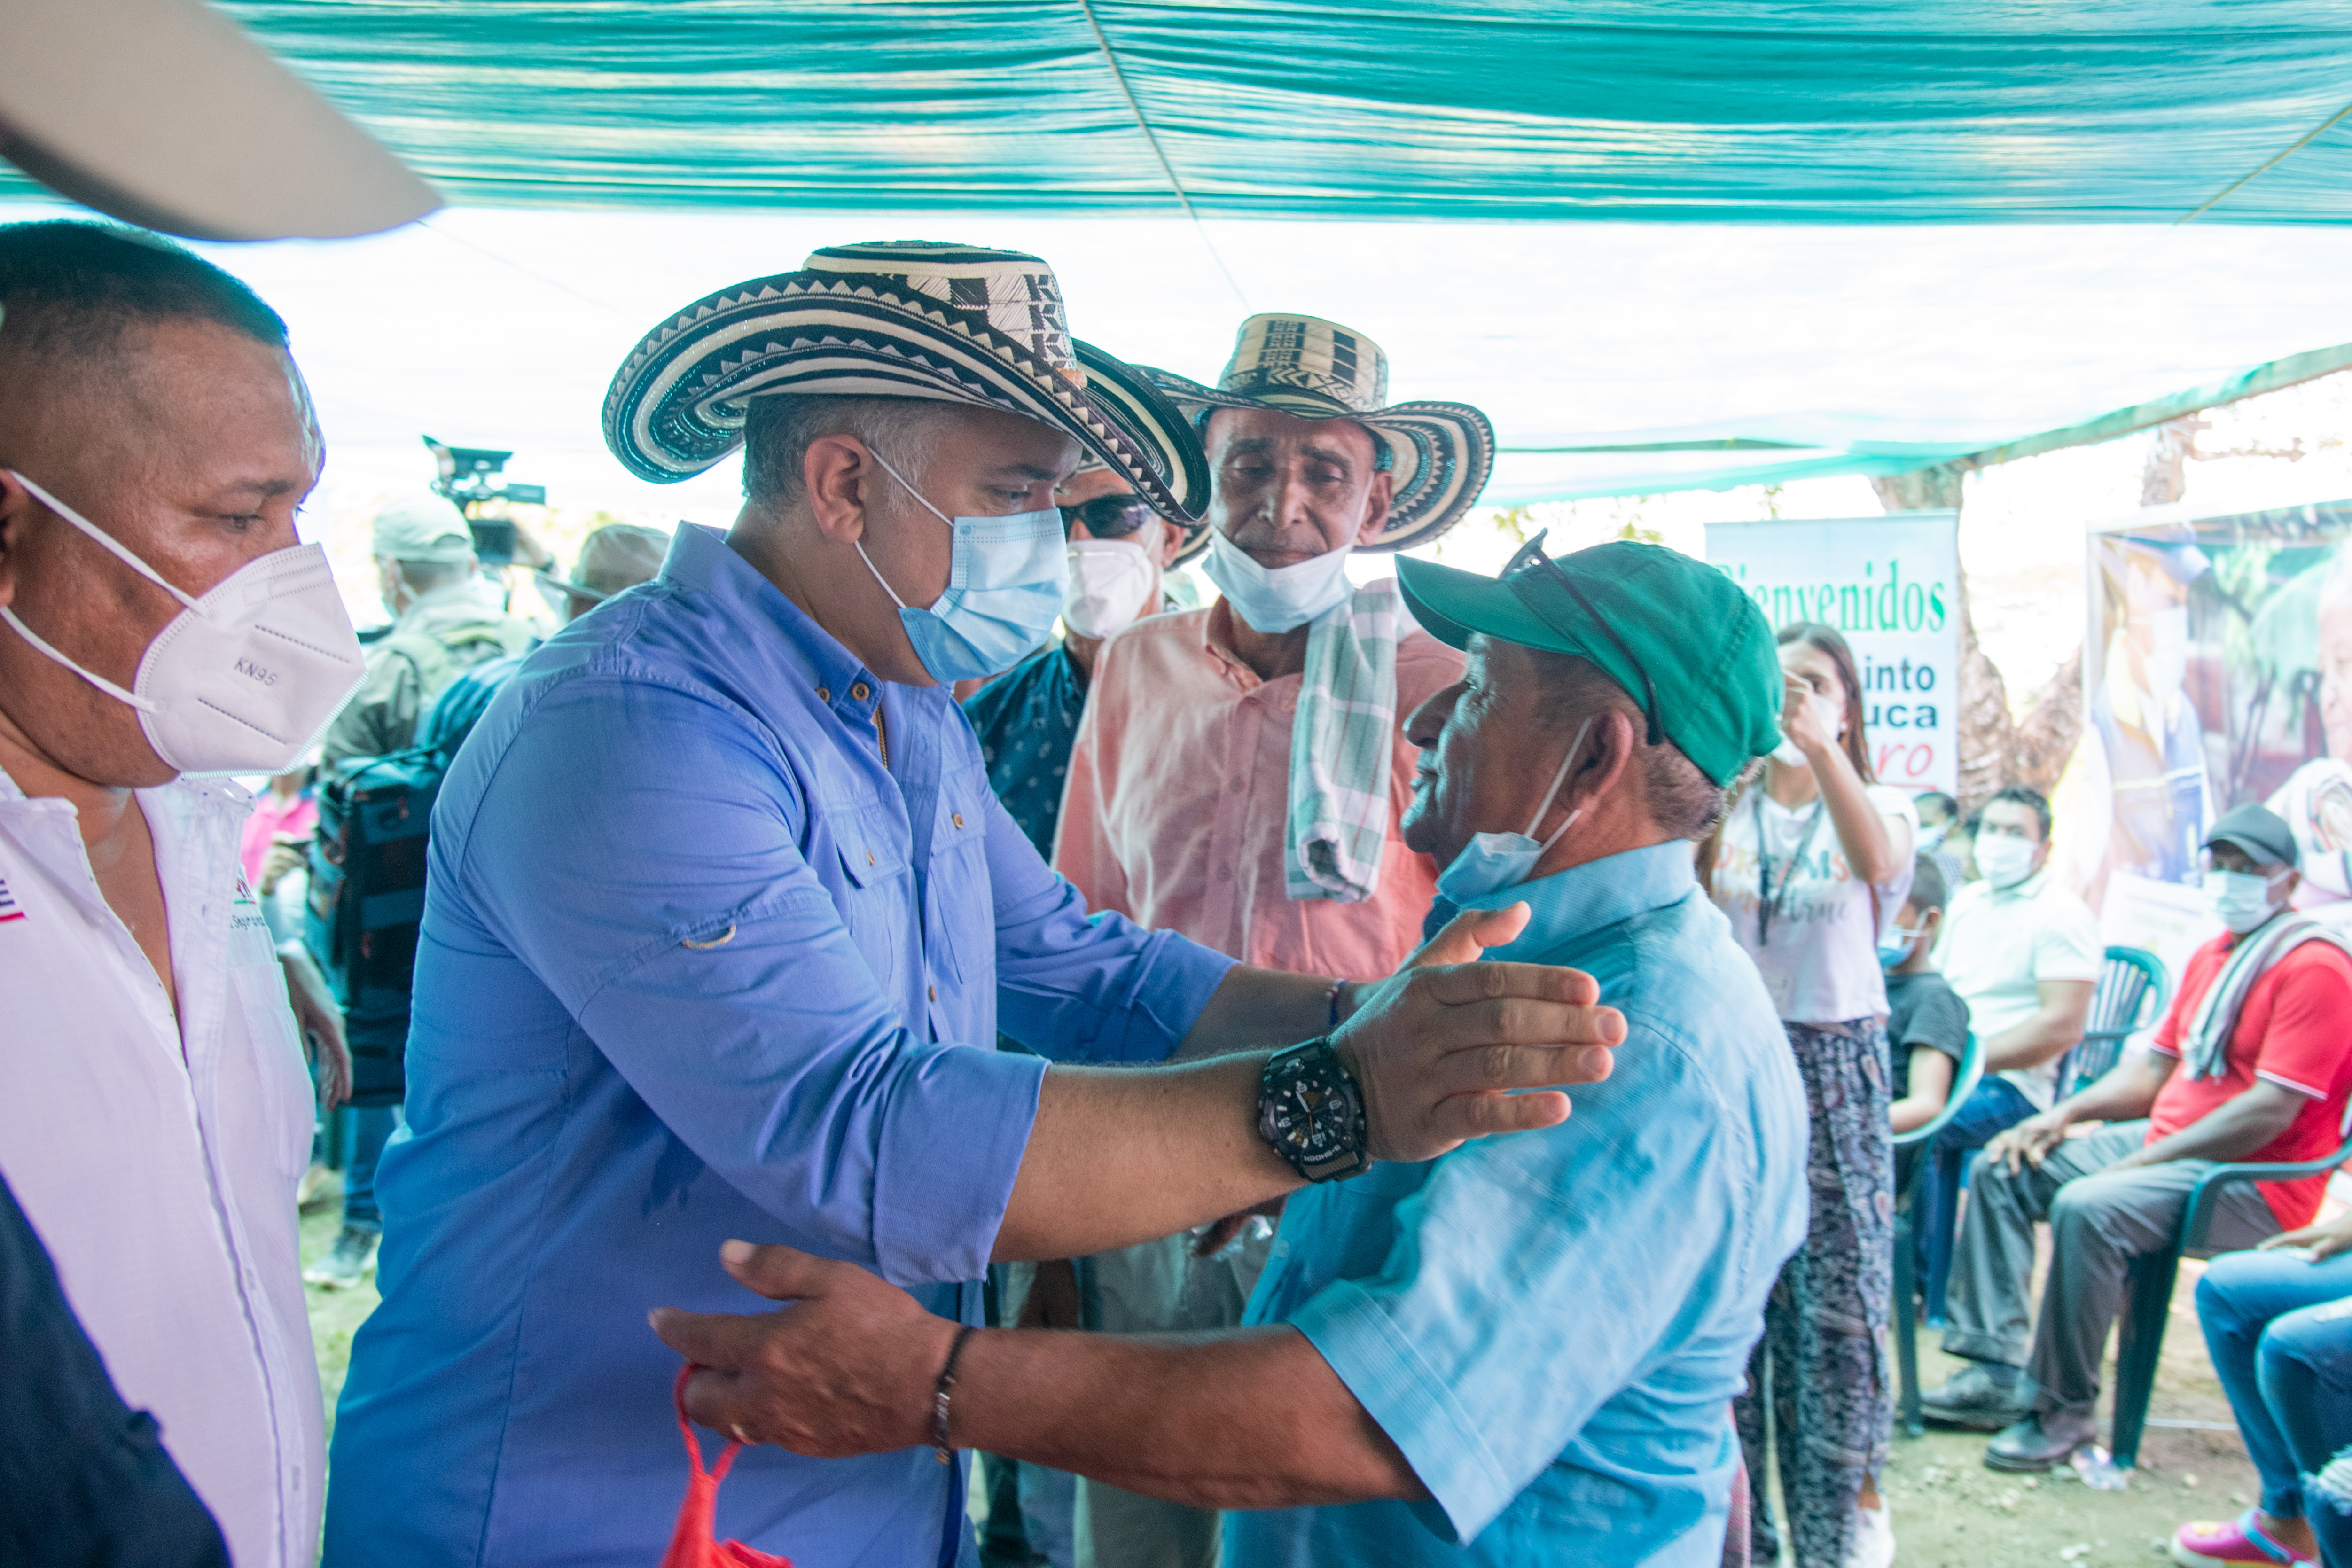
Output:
[1258, 1038, 1371, 1183]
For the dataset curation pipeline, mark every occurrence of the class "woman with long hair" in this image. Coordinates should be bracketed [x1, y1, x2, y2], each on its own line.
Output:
[1708, 621, 1917, 1568]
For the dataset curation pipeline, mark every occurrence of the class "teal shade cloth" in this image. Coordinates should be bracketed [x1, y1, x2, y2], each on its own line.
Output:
[13, 2, 2352, 226]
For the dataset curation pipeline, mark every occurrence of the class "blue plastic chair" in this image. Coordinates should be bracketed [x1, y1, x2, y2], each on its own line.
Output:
[2062, 946, 2171, 1100]
[1892, 1031, 1984, 1437]
[1916, 946, 2171, 1329]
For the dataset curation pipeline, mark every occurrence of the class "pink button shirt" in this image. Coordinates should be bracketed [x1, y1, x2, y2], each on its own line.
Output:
[1055, 597, 1462, 977]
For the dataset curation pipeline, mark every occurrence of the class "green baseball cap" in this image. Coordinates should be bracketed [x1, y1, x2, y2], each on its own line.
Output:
[1395, 538, 1782, 786]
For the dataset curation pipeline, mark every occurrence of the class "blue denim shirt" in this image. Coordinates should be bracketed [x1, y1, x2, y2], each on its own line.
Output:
[1232, 843, 1806, 1568]
[326, 526, 1233, 1568]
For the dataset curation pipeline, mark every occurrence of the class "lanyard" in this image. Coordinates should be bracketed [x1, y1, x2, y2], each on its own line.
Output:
[1754, 788, 1828, 947]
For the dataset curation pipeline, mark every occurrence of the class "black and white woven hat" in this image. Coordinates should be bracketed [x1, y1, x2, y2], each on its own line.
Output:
[1148, 313, 1494, 555]
[603, 241, 1209, 522]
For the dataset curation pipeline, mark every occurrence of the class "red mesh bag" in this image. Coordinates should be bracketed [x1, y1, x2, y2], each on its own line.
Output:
[661, 1367, 793, 1568]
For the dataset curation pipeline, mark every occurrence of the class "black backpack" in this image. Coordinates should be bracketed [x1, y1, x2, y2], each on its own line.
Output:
[303, 747, 448, 1108]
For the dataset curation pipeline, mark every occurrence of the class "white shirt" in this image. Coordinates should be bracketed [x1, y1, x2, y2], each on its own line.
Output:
[1935, 864, 2104, 1109]
[1713, 782, 1917, 1024]
[0, 765, 323, 1568]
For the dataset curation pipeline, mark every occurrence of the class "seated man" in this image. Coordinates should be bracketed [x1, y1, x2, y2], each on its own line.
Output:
[653, 538, 1810, 1565]
[1913, 786, 2100, 1272]
[1923, 804, 2352, 1469]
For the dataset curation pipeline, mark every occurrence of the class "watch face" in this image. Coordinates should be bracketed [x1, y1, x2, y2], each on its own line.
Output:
[1263, 1047, 1359, 1168]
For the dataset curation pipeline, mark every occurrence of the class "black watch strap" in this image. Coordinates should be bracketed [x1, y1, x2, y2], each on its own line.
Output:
[1258, 1038, 1371, 1183]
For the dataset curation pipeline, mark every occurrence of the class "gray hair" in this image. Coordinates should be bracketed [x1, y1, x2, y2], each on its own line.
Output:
[741, 393, 958, 510]
[1524, 647, 1732, 843]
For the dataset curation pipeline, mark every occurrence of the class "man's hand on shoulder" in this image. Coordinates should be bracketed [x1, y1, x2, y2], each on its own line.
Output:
[1336, 902, 1623, 1164]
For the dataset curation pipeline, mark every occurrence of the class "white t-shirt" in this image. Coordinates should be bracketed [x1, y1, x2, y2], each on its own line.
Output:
[1938, 865, 2107, 1109]
[1934, 865, 2104, 1109]
[1713, 783, 1919, 1025]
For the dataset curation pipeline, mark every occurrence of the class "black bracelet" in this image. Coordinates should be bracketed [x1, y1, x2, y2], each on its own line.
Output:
[932, 1326, 977, 1464]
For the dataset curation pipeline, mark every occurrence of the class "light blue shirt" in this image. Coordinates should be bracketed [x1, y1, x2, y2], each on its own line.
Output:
[325, 526, 1234, 1568]
[1231, 842, 1806, 1568]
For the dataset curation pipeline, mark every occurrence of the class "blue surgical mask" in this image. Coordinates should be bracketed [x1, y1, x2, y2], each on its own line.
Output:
[1879, 926, 1924, 969]
[2205, 867, 2289, 936]
[858, 451, 1066, 683]
[1199, 529, 1356, 633]
[1434, 719, 1593, 905]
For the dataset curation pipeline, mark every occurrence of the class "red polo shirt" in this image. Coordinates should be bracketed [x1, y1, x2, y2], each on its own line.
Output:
[2147, 932, 2352, 1226]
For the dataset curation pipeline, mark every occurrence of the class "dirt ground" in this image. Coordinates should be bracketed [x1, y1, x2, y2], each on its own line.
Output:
[301, 1209, 2263, 1564]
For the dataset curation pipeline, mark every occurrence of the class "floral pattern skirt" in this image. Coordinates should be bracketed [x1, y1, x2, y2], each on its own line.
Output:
[1734, 1016, 1895, 1567]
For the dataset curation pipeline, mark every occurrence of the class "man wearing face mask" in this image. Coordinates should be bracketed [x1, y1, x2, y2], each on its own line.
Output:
[630, 538, 1807, 1568]
[962, 472, 1195, 860]
[326, 244, 1624, 1568]
[0, 221, 367, 1568]
[1045, 318, 1486, 1567]
[1928, 804, 2352, 1473]
[1059, 314, 1489, 979]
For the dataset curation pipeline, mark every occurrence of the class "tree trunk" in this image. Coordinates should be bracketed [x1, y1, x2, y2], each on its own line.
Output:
[1870, 465, 2017, 810]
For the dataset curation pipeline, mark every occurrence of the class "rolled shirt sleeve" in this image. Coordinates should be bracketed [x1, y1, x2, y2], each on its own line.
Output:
[985, 786, 1235, 1064]
[1289, 1022, 1758, 1545]
[448, 672, 1047, 1287]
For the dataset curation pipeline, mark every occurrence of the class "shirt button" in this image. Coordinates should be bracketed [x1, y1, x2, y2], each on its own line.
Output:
[952, 813, 965, 829]
[816, 686, 831, 702]
[1228, 777, 1244, 794]
[1216, 865, 1233, 882]
[850, 681, 871, 702]
[928, 985, 937, 1002]
[866, 850, 876, 866]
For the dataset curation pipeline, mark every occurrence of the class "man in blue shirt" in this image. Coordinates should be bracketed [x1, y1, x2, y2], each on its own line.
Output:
[325, 243, 1624, 1568]
[652, 536, 1810, 1565]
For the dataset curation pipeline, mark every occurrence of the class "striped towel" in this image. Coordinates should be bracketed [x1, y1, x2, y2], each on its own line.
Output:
[1286, 578, 1401, 903]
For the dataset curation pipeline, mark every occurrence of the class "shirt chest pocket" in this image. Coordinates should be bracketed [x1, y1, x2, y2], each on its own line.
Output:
[833, 823, 914, 997]
[926, 780, 995, 990]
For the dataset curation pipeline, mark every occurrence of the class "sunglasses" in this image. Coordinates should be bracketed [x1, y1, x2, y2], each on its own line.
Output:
[1059, 494, 1159, 541]
[1502, 529, 1663, 746]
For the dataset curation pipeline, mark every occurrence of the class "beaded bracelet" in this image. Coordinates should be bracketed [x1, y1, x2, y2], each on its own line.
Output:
[932, 1326, 977, 1464]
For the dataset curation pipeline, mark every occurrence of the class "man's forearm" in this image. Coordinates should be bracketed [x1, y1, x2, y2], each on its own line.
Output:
[952, 1325, 1425, 1509]
[2120, 1082, 2306, 1169]
[994, 1055, 1301, 1261]
[1174, 967, 1345, 1060]
[2048, 1054, 2170, 1128]
[1983, 1010, 2083, 1073]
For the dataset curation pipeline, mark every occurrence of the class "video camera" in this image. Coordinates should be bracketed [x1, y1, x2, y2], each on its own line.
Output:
[424, 435, 547, 568]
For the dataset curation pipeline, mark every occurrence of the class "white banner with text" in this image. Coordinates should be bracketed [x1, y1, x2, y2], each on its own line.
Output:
[1704, 513, 1961, 797]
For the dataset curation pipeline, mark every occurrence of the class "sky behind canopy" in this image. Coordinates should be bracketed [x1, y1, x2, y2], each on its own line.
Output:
[5, 200, 2344, 521]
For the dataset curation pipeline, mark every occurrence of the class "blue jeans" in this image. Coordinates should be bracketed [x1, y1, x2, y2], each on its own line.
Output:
[339, 1105, 400, 1231]
[1913, 1076, 2038, 1318]
[2196, 1248, 2352, 1538]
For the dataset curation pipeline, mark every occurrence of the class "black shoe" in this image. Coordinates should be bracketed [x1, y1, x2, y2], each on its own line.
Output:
[1919, 1362, 2034, 1431]
[305, 1223, 380, 1289]
[1984, 1412, 2097, 1473]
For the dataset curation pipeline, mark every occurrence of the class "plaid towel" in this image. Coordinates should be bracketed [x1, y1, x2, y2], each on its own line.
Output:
[1286, 578, 1401, 903]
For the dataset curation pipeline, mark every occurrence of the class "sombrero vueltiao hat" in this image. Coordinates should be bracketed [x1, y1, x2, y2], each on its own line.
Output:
[603, 242, 1209, 522]
[1148, 314, 1495, 561]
